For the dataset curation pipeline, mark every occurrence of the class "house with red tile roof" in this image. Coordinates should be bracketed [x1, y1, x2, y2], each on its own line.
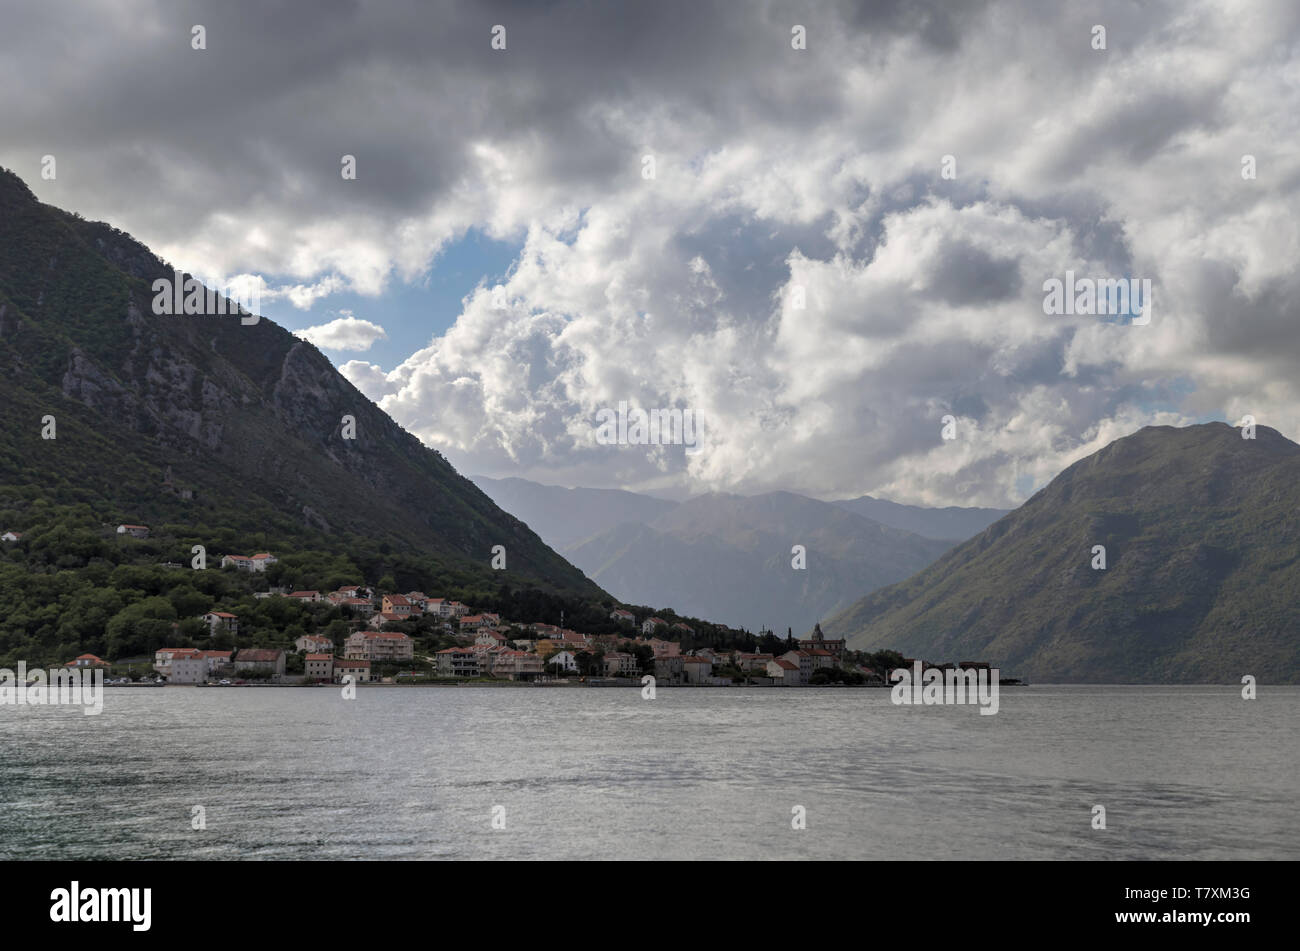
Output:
[200, 650, 233, 675]
[344, 630, 414, 662]
[381, 594, 415, 616]
[234, 648, 286, 676]
[735, 652, 774, 672]
[65, 653, 110, 669]
[115, 523, 150, 538]
[221, 552, 277, 572]
[287, 590, 322, 602]
[681, 656, 714, 684]
[200, 611, 239, 635]
[646, 637, 680, 658]
[435, 647, 481, 678]
[335, 658, 371, 683]
[154, 647, 202, 676]
[304, 653, 334, 682]
[488, 650, 544, 680]
[766, 658, 801, 686]
[294, 634, 334, 653]
[641, 616, 667, 634]
[603, 651, 639, 677]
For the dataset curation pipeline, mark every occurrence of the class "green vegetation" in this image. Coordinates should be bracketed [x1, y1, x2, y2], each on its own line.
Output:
[825, 423, 1300, 683]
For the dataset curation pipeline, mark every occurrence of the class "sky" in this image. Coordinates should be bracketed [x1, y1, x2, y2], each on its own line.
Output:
[2, 0, 1298, 507]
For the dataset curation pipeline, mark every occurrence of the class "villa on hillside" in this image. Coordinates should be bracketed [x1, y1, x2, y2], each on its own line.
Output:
[381, 594, 416, 616]
[295, 634, 334, 653]
[200, 611, 239, 635]
[116, 524, 150, 539]
[221, 552, 277, 572]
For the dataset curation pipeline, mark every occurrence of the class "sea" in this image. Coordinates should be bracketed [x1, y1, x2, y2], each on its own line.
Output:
[1, 684, 1295, 860]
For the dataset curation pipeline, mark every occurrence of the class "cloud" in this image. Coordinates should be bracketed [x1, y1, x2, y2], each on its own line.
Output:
[4, 0, 1299, 505]
[294, 312, 388, 352]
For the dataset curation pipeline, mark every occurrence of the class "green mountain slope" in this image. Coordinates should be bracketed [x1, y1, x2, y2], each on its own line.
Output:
[822, 423, 1300, 683]
[0, 168, 603, 602]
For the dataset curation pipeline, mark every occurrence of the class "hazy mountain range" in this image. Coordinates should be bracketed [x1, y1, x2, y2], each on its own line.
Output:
[472, 476, 1005, 632]
[824, 423, 1300, 683]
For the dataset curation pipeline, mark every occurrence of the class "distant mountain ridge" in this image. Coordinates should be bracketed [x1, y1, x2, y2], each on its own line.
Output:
[471, 477, 997, 632]
[823, 423, 1300, 683]
[470, 476, 677, 549]
[831, 495, 1009, 540]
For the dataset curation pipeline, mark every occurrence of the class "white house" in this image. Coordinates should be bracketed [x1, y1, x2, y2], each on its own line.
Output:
[641, 617, 667, 634]
[766, 658, 801, 686]
[200, 611, 238, 635]
[295, 634, 334, 653]
[1, 531, 21, 542]
[682, 656, 713, 684]
[546, 650, 578, 673]
[222, 553, 276, 572]
[116, 524, 150, 539]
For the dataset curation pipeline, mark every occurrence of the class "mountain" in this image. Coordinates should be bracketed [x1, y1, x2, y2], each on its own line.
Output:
[470, 476, 677, 549]
[831, 495, 1009, 540]
[0, 168, 601, 599]
[563, 491, 952, 632]
[823, 423, 1300, 683]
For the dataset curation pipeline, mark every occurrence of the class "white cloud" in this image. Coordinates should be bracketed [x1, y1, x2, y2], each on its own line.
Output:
[294, 312, 388, 352]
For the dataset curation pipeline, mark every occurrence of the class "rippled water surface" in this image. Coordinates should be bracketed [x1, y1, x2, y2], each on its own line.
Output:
[1, 685, 1295, 859]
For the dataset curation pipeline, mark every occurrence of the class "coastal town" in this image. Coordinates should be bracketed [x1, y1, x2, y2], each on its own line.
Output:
[8, 527, 1003, 688]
